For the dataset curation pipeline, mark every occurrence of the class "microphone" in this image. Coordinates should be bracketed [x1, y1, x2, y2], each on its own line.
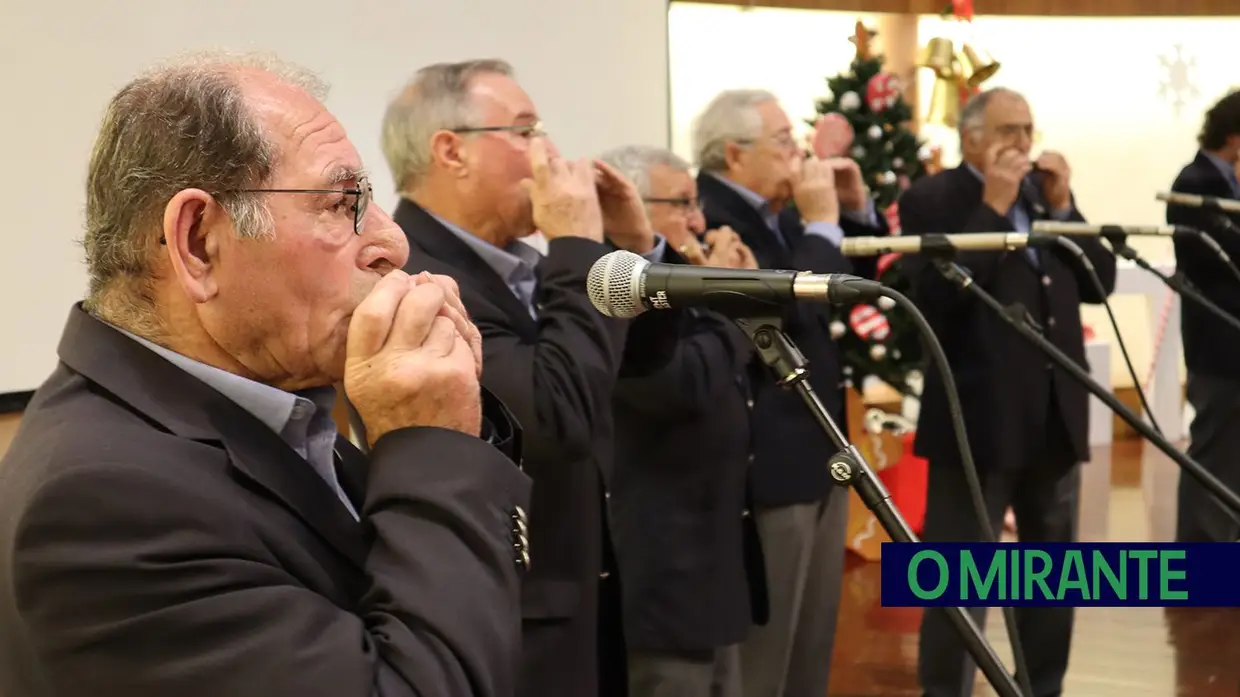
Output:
[1031, 221, 1187, 236]
[1157, 191, 1240, 214]
[586, 250, 884, 319]
[839, 232, 1058, 257]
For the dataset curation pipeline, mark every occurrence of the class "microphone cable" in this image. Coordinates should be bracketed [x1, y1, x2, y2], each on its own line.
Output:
[873, 286, 1035, 697]
[1051, 236, 1162, 435]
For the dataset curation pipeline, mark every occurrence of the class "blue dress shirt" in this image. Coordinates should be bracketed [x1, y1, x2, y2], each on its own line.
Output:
[116, 328, 358, 520]
[1202, 150, 1240, 198]
[432, 213, 667, 318]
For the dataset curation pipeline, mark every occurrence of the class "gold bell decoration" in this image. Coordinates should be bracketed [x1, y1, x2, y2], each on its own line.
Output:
[916, 37, 1001, 128]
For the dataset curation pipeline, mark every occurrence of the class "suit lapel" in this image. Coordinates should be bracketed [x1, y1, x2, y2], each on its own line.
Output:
[697, 173, 794, 268]
[393, 198, 538, 331]
[948, 165, 1043, 273]
[56, 305, 367, 570]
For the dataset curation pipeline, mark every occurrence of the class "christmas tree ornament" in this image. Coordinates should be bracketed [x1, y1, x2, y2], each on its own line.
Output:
[848, 20, 877, 60]
[812, 113, 855, 159]
[885, 142, 895, 153]
[829, 321, 847, 340]
[877, 296, 896, 311]
[868, 125, 883, 140]
[850, 145, 866, 159]
[880, 171, 897, 185]
[893, 157, 905, 168]
[849, 304, 891, 342]
[959, 44, 1000, 88]
[838, 91, 861, 111]
[865, 73, 901, 113]
[870, 344, 888, 361]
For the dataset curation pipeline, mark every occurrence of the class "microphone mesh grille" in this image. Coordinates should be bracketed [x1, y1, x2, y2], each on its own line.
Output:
[586, 250, 643, 318]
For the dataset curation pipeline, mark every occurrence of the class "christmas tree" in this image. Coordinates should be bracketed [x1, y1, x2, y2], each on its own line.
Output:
[810, 20, 933, 398]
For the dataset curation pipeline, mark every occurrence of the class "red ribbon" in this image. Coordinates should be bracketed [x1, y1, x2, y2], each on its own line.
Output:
[949, 0, 974, 20]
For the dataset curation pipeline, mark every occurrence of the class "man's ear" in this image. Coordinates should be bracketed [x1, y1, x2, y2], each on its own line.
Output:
[161, 189, 223, 304]
[723, 141, 747, 173]
[430, 130, 468, 178]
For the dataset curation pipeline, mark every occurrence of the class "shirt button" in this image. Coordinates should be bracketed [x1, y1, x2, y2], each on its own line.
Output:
[1042, 275, 1052, 287]
[1047, 317, 1056, 328]
[746, 399, 755, 409]
[748, 454, 755, 464]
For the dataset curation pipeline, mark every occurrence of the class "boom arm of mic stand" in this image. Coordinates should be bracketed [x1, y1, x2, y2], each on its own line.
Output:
[729, 315, 1025, 697]
[1109, 241, 1240, 336]
[932, 259, 1240, 519]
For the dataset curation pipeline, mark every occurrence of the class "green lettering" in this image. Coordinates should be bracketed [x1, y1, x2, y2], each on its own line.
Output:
[1023, 550, 1054, 599]
[1159, 550, 1188, 600]
[909, 551, 949, 600]
[1092, 549, 1126, 600]
[1056, 550, 1090, 600]
[962, 550, 1004, 600]
[1130, 550, 1157, 600]
[1010, 545, 1019, 600]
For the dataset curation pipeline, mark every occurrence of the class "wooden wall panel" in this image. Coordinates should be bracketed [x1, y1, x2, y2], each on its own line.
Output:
[689, 0, 1238, 16]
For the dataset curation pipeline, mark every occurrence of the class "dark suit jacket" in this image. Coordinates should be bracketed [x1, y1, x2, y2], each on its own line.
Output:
[394, 199, 676, 697]
[1167, 151, 1240, 381]
[609, 248, 769, 652]
[897, 165, 1117, 471]
[697, 172, 884, 508]
[0, 304, 531, 697]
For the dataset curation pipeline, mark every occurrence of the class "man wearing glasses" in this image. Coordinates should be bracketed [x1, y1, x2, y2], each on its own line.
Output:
[897, 87, 1115, 697]
[0, 53, 530, 697]
[381, 59, 678, 697]
[690, 89, 886, 697]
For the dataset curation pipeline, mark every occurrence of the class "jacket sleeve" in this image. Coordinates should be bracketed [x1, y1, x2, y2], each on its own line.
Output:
[613, 310, 752, 418]
[1047, 202, 1116, 305]
[12, 429, 531, 697]
[472, 236, 629, 468]
[1168, 174, 1240, 306]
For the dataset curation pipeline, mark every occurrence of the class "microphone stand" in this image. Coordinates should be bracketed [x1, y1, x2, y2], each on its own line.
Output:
[931, 258, 1240, 521]
[730, 315, 1025, 697]
[1107, 239, 1240, 336]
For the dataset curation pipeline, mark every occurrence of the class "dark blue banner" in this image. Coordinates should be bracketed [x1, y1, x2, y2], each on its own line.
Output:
[880, 543, 1240, 607]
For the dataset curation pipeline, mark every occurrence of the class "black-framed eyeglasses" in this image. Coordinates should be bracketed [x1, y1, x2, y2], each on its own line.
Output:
[158, 176, 372, 244]
[643, 197, 704, 214]
[451, 121, 546, 140]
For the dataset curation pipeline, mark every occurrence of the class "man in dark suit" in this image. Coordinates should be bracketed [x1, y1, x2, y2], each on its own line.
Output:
[599, 144, 767, 697]
[690, 89, 886, 697]
[380, 60, 676, 697]
[897, 87, 1116, 697]
[0, 54, 531, 697]
[1166, 90, 1240, 543]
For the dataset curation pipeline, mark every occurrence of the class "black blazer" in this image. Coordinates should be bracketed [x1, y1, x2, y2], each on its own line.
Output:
[609, 248, 769, 652]
[897, 165, 1116, 471]
[697, 172, 884, 508]
[1167, 151, 1240, 381]
[0, 305, 531, 697]
[394, 199, 676, 697]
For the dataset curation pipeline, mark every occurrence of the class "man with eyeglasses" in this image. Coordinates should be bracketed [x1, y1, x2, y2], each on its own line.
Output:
[690, 89, 886, 697]
[597, 144, 765, 697]
[0, 53, 531, 697]
[897, 87, 1115, 697]
[381, 59, 679, 697]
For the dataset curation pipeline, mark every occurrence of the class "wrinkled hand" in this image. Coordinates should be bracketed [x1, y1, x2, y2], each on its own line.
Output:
[703, 226, 758, 269]
[790, 156, 840, 225]
[827, 157, 869, 214]
[520, 138, 604, 243]
[593, 159, 655, 254]
[411, 271, 482, 378]
[345, 270, 482, 444]
[981, 143, 1031, 217]
[1035, 151, 1072, 212]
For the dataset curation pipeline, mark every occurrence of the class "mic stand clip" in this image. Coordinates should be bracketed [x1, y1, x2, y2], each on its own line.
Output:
[730, 315, 1025, 697]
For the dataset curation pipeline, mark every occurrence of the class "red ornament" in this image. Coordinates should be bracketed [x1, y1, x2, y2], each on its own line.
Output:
[884, 201, 901, 234]
[877, 252, 901, 278]
[1083, 323, 1096, 341]
[952, 0, 975, 21]
[849, 304, 892, 342]
[812, 113, 855, 159]
[865, 73, 901, 113]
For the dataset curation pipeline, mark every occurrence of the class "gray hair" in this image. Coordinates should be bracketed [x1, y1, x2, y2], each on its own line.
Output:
[691, 89, 776, 173]
[958, 87, 1024, 139]
[82, 50, 328, 335]
[597, 145, 692, 198]
[381, 59, 514, 191]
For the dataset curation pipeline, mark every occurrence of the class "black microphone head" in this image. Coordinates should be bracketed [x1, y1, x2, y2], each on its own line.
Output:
[587, 249, 648, 319]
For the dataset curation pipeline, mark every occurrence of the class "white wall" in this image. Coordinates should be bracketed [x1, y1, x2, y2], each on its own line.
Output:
[0, 0, 669, 394]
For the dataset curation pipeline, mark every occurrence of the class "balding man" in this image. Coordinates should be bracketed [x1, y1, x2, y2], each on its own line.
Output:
[380, 60, 679, 697]
[0, 53, 530, 697]
[897, 87, 1115, 697]
[599, 144, 767, 697]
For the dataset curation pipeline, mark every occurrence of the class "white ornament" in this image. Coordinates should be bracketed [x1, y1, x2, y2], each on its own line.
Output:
[918, 144, 935, 160]
[877, 296, 896, 310]
[867, 125, 883, 140]
[829, 321, 847, 339]
[879, 171, 897, 185]
[839, 91, 862, 111]
[893, 157, 905, 168]
[850, 145, 866, 159]
[869, 344, 888, 360]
